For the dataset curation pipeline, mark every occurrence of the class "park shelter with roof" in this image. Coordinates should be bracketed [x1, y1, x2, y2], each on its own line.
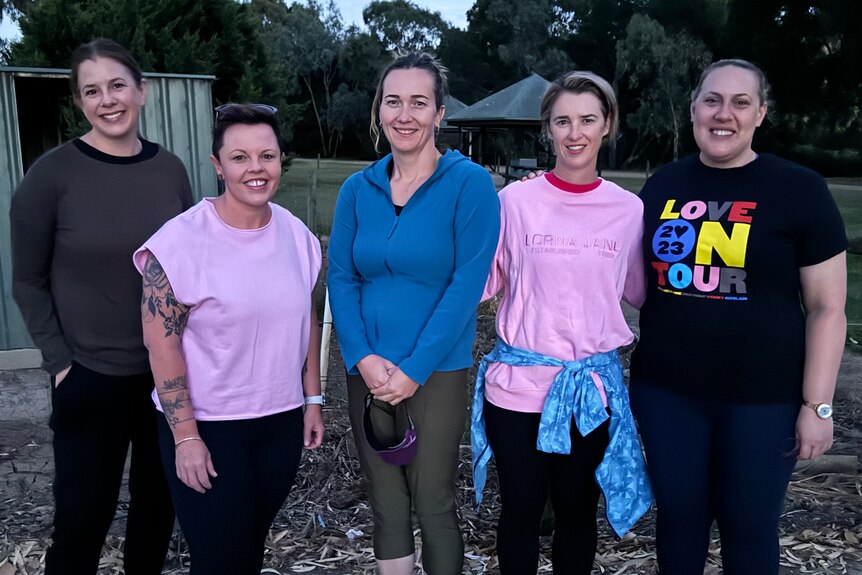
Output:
[446, 73, 549, 129]
[439, 94, 467, 132]
[437, 95, 467, 151]
[445, 73, 551, 172]
[0, 66, 216, 363]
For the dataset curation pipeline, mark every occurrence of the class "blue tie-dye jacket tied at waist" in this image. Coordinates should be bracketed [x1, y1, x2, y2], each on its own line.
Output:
[471, 340, 653, 537]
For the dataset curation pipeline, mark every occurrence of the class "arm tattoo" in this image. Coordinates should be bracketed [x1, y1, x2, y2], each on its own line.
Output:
[159, 391, 191, 426]
[159, 375, 188, 393]
[142, 253, 190, 338]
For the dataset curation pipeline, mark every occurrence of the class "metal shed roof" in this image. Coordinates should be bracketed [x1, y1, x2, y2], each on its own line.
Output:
[0, 66, 217, 80]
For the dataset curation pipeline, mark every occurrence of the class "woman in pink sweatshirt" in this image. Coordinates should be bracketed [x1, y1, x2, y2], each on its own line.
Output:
[471, 71, 652, 575]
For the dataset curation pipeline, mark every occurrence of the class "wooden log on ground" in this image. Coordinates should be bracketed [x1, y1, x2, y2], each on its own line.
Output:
[794, 454, 858, 476]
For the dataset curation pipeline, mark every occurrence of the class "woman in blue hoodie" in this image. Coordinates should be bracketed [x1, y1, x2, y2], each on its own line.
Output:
[328, 53, 500, 574]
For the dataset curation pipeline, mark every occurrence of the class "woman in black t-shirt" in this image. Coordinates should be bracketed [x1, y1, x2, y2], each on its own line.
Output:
[630, 59, 846, 575]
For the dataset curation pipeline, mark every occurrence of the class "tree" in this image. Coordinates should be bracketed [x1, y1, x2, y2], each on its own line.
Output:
[9, 0, 273, 105]
[275, 0, 343, 157]
[719, 0, 862, 173]
[0, 38, 10, 64]
[436, 28, 495, 103]
[557, 0, 642, 79]
[326, 83, 369, 157]
[457, 0, 578, 98]
[247, 0, 306, 142]
[467, 0, 575, 87]
[338, 29, 389, 93]
[645, 0, 728, 49]
[0, 0, 27, 22]
[362, 0, 449, 53]
[615, 13, 711, 162]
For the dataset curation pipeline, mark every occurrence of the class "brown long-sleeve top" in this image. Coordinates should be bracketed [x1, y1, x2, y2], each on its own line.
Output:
[11, 138, 193, 376]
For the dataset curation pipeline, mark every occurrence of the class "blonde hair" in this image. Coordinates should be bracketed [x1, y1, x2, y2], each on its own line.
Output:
[369, 52, 448, 153]
[540, 71, 619, 142]
[691, 59, 771, 107]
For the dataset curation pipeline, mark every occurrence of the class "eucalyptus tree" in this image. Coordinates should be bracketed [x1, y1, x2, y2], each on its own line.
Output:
[9, 0, 271, 105]
[615, 13, 710, 163]
[362, 0, 449, 53]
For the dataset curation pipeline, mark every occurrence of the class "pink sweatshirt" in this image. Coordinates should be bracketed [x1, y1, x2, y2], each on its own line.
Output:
[483, 174, 644, 413]
[134, 199, 321, 421]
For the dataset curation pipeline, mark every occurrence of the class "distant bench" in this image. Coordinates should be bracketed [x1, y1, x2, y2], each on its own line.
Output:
[504, 158, 543, 184]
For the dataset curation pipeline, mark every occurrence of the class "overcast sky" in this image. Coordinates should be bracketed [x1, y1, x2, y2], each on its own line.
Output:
[0, 1, 473, 41]
[335, 0, 471, 30]
[0, 16, 19, 40]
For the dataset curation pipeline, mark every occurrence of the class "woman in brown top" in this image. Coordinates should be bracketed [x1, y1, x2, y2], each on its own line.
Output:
[10, 38, 192, 575]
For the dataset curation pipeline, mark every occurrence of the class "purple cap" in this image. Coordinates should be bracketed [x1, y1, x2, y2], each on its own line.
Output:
[363, 394, 418, 466]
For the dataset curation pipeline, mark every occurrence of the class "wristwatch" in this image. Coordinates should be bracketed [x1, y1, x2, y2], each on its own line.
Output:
[802, 400, 833, 420]
[304, 394, 325, 406]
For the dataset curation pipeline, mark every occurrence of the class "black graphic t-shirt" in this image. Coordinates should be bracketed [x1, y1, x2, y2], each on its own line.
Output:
[631, 154, 847, 403]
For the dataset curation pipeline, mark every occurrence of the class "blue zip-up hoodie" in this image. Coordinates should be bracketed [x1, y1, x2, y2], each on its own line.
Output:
[328, 150, 500, 385]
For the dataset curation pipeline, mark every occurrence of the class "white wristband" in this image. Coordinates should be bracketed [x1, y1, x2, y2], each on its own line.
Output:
[304, 395, 324, 406]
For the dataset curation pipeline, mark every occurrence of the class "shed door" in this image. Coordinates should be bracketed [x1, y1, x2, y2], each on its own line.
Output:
[0, 74, 71, 351]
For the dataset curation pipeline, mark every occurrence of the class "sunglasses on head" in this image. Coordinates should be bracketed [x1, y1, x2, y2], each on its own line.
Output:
[214, 103, 278, 122]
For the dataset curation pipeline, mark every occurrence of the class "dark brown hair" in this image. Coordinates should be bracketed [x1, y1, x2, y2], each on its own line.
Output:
[212, 104, 283, 159]
[70, 38, 144, 97]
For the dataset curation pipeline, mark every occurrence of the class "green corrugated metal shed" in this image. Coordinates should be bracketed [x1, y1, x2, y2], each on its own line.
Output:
[0, 67, 216, 353]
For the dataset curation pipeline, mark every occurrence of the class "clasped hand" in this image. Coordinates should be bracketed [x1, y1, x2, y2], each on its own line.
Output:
[357, 354, 419, 405]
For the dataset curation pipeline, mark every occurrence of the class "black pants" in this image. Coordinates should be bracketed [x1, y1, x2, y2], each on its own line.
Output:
[484, 399, 610, 575]
[46, 362, 174, 575]
[630, 381, 799, 575]
[158, 408, 304, 575]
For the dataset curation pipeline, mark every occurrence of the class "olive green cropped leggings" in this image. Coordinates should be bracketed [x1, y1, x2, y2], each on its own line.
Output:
[347, 369, 468, 574]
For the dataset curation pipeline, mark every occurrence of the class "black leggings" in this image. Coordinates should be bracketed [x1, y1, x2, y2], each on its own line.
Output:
[484, 398, 610, 575]
[158, 408, 304, 575]
[47, 362, 174, 575]
[630, 380, 799, 575]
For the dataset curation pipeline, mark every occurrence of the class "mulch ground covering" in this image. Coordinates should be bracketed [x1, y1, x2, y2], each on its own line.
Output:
[2, 320, 861, 574]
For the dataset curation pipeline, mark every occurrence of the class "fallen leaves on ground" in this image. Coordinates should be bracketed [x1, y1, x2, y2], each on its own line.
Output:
[2, 402, 859, 574]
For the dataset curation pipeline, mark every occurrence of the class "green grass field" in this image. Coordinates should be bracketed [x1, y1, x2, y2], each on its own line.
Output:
[273, 158, 365, 236]
[603, 173, 648, 194]
[272, 159, 861, 343]
[827, 185, 862, 345]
